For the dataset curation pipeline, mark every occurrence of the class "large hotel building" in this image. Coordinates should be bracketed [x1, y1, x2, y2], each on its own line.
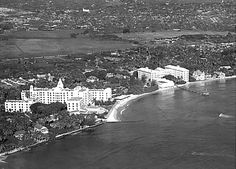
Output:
[137, 65, 189, 82]
[5, 79, 112, 112]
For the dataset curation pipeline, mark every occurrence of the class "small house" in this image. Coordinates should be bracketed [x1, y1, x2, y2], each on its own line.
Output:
[192, 70, 205, 81]
[14, 130, 26, 140]
[34, 124, 49, 134]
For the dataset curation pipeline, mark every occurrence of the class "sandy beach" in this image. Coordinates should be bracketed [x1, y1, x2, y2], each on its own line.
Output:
[106, 76, 236, 122]
[106, 87, 175, 122]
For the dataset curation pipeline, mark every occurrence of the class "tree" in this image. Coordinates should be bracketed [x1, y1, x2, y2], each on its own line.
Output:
[189, 76, 196, 82]
[132, 71, 138, 78]
[151, 80, 157, 86]
[163, 74, 177, 83]
[97, 70, 107, 80]
[123, 28, 130, 33]
[141, 75, 147, 83]
[82, 114, 96, 126]
[30, 102, 67, 120]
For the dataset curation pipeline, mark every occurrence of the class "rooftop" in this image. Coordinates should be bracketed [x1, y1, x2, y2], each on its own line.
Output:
[137, 67, 152, 73]
[165, 65, 189, 71]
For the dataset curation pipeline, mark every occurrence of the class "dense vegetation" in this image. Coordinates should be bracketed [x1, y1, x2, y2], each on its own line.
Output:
[0, 102, 98, 154]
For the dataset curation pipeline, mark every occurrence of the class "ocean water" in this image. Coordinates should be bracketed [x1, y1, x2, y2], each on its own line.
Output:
[1, 79, 235, 169]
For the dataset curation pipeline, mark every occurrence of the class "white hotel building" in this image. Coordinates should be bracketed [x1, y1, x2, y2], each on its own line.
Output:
[5, 99, 35, 113]
[164, 65, 189, 82]
[137, 65, 189, 82]
[5, 79, 112, 112]
[137, 67, 169, 81]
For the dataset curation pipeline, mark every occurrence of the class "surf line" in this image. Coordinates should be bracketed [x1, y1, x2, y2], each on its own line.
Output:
[191, 152, 235, 158]
[106, 120, 144, 123]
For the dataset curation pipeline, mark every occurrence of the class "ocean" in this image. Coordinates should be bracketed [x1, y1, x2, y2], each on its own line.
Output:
[1, 78, 235, 169]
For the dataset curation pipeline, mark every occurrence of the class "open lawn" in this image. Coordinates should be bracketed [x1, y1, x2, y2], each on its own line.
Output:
[1, 30, 231, 59]
[116, 30, 230, 42]
[5, 30, 84, 39]
[0, 31, 134, 59]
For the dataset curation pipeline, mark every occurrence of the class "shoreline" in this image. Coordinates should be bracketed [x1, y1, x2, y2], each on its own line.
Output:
[0, 121, 105, 157]
[106, 87, 175, 122]
[1, 76, 235, 157]
[106, 75, 236, 122]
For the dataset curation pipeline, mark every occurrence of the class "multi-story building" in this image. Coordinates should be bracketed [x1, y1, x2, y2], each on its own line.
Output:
[66, 97, 82, 112]
[165, 65, 189, 82]
[27, 79, 90, 107]
[89, 88, 112, 102]
[137, 67, 169, 81]
[137, 65, 189, 82]
[5, 79, 112, 112]
[5, 99, 35, 112]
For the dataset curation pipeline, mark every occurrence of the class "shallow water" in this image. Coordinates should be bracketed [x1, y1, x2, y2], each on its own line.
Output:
[2, 79, 235, 169]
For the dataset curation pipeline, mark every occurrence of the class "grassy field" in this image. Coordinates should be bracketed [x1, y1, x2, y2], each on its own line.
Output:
[5, 30, 84, 39]
[0, 30, 231, 59]
[0, 30, 134, 59]
[116, 30, 230, 42]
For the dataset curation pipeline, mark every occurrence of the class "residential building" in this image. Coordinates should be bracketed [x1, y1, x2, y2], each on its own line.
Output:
[214, 71, 225, 79]
[82, 8, 90, 13]
[165, 65, 189, 82]
[106, 73, 114, 78]
[192, 70, 206, 81]
[34, 124, 49, 134]
[14, 130, 26, 140]
[86, 76, 99, 83]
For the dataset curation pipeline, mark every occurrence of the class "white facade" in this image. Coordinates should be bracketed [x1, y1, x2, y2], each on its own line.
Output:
[193, 70, 205, 81]
[5, 99, 35, 112]
[5, 79, 112, 112]
[28, 79, 90, 106]
[214, 71, 225, 79]
[66, 97, 82, 112]
[89, 88, 112, 102]
[137, 67, 169, 81]
[154, 78, 175, 89]
[28, 79, 112, 105]
[85, 106, 108, 114]
[165, 65, 189, 82]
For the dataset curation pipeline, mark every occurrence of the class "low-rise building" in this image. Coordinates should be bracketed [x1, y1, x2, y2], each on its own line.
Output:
[106, 73, 114, 78]
[192, 70, 205, 81]
[86, 76, 99, 83]
[154, 78, 175, 89]
[85, 106, 108, 114]
[34, 124, 49, 134]
[214, 71, 225, 79]
[14, 130, 26, 140]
